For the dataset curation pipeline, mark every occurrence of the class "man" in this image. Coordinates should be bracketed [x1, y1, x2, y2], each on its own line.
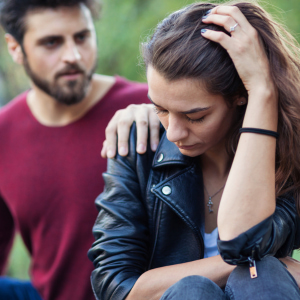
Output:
[0, 0, 159, 299]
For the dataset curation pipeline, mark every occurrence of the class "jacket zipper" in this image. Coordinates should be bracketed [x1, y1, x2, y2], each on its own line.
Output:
[248, 255, 258, 278]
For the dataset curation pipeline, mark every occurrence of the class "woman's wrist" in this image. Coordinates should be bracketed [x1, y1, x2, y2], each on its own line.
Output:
[247, 80, 278, 104]
[243, 84, 278, 130]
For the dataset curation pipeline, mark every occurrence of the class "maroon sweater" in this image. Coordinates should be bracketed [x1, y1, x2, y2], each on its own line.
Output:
[0, 77, 148, 300]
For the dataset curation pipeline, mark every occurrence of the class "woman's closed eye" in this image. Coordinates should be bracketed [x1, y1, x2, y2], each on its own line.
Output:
[154, 107, 205, 123]
[185, 115, 205, 124]
[153, 106, 168, 115]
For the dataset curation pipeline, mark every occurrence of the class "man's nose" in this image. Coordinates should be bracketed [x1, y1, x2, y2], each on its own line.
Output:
[166, 114, 189, 143]
[61, 42, 81, 63]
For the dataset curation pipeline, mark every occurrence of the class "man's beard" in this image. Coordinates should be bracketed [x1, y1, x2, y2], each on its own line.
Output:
[23, 57, 97, 106]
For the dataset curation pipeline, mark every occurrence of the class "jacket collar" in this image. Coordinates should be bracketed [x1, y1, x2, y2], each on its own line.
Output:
[152, 132, 194, 168]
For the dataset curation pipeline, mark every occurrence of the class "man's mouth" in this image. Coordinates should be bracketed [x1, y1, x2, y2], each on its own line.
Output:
[56, 67, 84, 80]
[59, 71, 83, 80]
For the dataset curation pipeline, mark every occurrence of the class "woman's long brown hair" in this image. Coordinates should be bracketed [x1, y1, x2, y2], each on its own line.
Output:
[142, 1, 300, 212]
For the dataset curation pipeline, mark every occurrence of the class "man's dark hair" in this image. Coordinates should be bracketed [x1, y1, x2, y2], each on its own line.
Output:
[0, 0, 102, 44]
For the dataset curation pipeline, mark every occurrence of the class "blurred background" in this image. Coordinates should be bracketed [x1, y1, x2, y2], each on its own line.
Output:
[1, 0, 300, 279]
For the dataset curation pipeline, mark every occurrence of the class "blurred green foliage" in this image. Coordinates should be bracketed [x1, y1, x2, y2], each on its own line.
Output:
[6, 235, 31, 280]
[1, 0, 300, 104]
[1, 0, 300, 280]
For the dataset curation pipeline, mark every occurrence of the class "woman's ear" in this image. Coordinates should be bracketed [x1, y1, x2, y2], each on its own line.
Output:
[5, 34, 24, 65]
[235, 96, 247, 106]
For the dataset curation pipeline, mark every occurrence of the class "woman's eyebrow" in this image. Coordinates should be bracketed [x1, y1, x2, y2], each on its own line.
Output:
[147, 94, 211, 113]
[181, 107, 211, 114]
[147, 94, 162, 107]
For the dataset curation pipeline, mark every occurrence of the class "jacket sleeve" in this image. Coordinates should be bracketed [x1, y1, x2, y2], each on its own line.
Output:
[218, 192, 300, 265]
[0, 194, 15, 274]
[87, 124, 152, 300]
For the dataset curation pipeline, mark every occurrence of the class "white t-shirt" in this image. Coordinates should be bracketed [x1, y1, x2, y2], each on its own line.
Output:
[204, 227, 220, 258]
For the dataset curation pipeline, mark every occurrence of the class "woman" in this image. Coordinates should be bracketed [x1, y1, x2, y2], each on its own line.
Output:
[88, 2, 300, 299]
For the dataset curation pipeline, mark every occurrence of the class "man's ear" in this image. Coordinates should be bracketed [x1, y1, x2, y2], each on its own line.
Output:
[5, 33, 24, 65]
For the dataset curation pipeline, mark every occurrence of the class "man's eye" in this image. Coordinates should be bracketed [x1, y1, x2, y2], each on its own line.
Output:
[43, 39, 59, 48]
[75, 34, 88, 43]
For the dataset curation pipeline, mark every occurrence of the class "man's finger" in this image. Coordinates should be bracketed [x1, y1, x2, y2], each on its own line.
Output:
[116, 120, 131, 156]
[148, 106, 160, 151]
[105, 118, 118, 158]
[136, 104, 150, 154]
[101, 140, 108, 158]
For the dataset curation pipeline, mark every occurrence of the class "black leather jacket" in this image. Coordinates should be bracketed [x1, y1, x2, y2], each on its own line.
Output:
[88, 124, 300, 300]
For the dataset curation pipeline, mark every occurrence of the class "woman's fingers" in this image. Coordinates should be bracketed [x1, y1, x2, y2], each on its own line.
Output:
[210, 5, 253, 32]
[202, 14, 241, 34]
[201, 5, 258, 53]
[201, 29, 231, 51]
[201, 5, 270, 93]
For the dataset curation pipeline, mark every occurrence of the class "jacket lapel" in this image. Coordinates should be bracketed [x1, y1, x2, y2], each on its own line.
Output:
[151, 133, 205, 247]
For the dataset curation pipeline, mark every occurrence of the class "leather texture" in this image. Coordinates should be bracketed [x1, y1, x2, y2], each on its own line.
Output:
[88, 123, 300, 300]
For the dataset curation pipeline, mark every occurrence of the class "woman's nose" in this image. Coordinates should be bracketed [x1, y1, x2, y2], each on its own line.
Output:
[166, 114, 189, 143]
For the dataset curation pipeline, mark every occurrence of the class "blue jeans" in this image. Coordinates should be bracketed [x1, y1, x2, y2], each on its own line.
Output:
[160, 256, 300, 299]
[0, 277, 42, 300]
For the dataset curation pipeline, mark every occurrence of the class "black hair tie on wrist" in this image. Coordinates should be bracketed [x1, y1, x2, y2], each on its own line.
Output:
[239, 128, 279, 139]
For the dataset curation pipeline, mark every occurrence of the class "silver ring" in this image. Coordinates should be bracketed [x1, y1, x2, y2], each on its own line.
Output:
[229, 23, 238, 32]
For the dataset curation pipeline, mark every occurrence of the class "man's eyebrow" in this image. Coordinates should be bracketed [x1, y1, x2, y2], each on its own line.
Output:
[147, 94, 211, 113]
[36, 35, 62, 44]
[36, 29, 91, 44]
[74, 29, 91, 36]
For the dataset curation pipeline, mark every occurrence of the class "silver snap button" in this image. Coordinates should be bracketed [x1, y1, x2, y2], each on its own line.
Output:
[151, 184, 156, 193]
[162, 186, 171, 195]
[157, 153, 164, 162]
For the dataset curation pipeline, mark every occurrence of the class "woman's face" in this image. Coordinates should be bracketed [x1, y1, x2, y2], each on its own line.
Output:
[147, 66, 240, 157]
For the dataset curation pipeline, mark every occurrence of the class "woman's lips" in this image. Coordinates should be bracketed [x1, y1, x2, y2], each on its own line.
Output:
[177, 144, 197, 150]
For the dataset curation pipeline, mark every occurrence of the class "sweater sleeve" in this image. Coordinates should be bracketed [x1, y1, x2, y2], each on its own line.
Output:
[87, 124, 152, 300]
[218, 192, 300, 265]
[0, 194, 15, 274]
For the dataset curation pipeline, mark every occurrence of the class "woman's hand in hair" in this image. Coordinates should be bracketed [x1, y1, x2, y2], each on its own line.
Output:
[201, 5, 276, 98]
[205, 5, 279, 241]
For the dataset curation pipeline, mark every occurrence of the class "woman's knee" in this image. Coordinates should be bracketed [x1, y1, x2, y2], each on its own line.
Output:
[160, 275, 225, 300]
[226, 256, 300, 300]
[229, 256, 288, 282]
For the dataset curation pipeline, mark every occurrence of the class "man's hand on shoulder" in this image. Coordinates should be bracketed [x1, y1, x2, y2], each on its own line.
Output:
[101, 104, 160, 158]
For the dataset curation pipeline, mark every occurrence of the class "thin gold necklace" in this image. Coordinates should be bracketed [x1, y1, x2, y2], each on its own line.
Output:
[203, 185, 225, 213]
